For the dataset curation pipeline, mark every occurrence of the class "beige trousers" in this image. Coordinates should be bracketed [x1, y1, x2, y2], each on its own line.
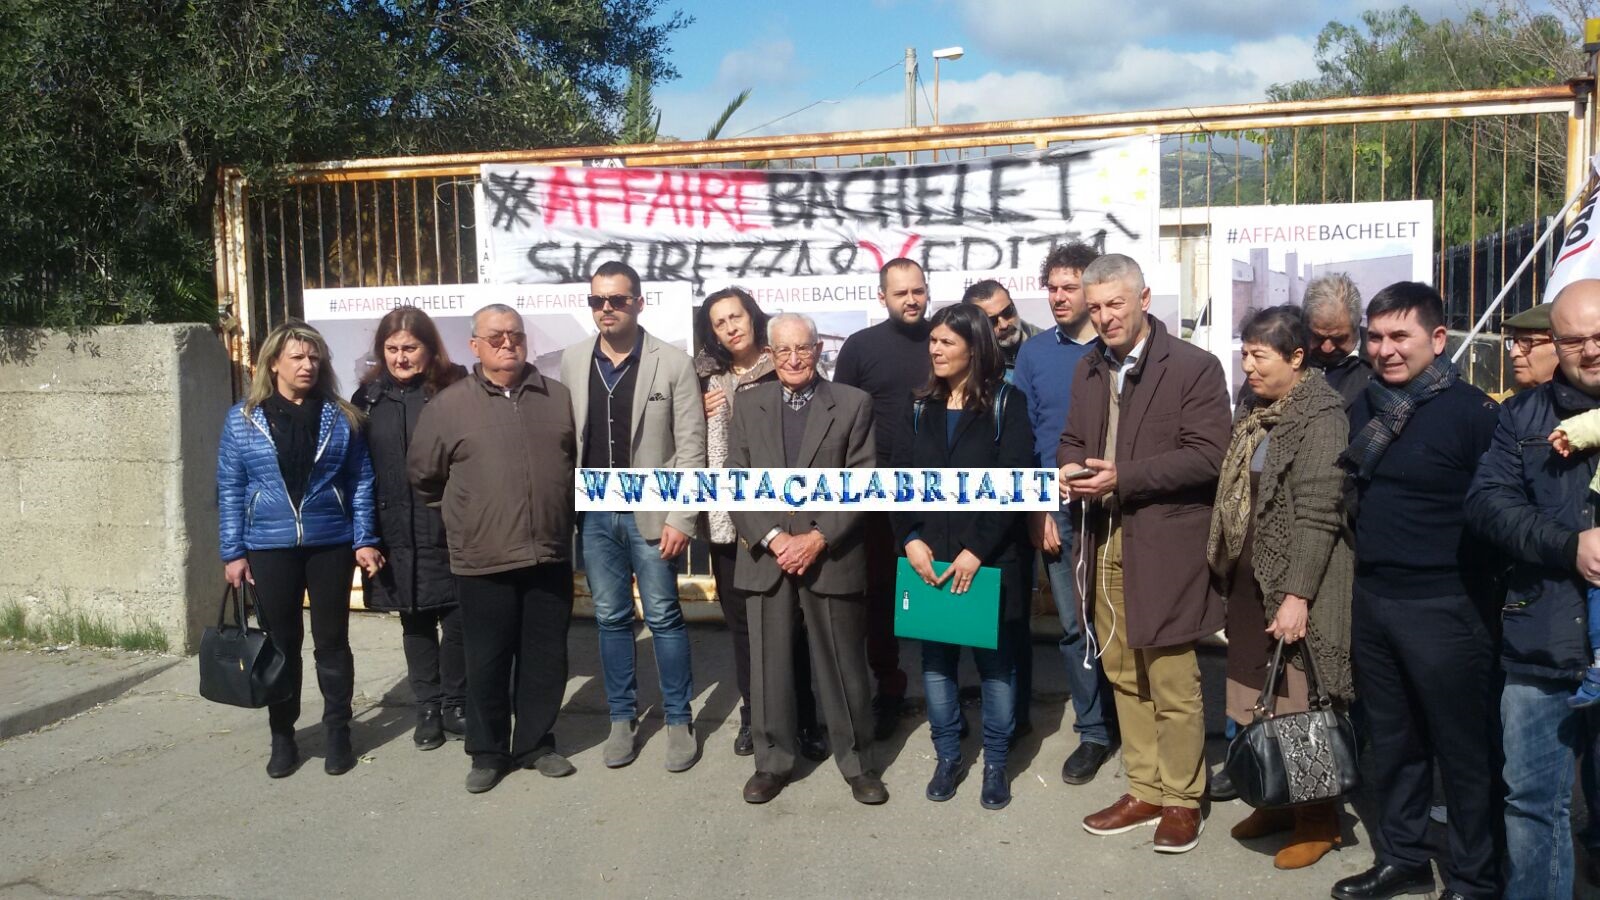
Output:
[1093, 522, 1207, 809]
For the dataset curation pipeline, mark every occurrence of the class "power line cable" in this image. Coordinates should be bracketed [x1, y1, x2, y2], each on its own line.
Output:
[730, 58, 904, 138]
[915, 70, 936, 121]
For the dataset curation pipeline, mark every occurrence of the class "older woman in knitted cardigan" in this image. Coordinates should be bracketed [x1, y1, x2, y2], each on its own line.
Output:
[1207, 304, 1354, 871]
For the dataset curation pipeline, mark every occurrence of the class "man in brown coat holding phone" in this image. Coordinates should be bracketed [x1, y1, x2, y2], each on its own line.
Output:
[1058, 254, 1231, 853]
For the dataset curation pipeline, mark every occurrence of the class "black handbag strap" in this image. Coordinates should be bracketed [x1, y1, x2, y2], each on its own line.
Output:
[1252, 635, 1333, 719]
[216, 583, 258, 631]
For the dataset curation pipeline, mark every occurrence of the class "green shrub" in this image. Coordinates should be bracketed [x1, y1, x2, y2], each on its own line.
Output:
[0, 601, 169, 652]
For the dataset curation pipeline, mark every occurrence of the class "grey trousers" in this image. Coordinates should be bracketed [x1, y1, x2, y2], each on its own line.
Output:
[748, 579, 875, 780]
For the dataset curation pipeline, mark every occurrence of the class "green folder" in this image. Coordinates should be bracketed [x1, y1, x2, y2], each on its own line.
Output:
[892, 557, 1001, 650]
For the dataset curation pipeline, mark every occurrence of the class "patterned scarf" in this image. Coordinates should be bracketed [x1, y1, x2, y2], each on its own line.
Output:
[1339, 357, 1457, 481]
[1206, 383, 1291, 580]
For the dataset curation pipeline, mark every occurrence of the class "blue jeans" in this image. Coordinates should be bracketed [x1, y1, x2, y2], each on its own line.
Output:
[1589, 585, 1600, 661]
[580, 511, 693, 725]
[1502, 673, 1600, 899]
[1046, 509, 1116, 747]
[923, 633, 1015, 768]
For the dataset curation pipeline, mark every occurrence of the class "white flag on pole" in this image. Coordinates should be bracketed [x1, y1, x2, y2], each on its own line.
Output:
[1543, 154, 1600, 304]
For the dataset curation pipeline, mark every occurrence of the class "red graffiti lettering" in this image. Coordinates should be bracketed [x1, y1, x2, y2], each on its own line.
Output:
[537, 167, 767, 232]
[645, 171, 685, 228]
[542, 166, 584, 226]
[856, 235, 922, 270]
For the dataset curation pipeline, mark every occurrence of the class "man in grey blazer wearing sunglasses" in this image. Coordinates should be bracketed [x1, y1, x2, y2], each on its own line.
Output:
[560, 260, 707, 774]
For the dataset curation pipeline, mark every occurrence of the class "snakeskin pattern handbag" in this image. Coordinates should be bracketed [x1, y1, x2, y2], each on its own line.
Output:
[1223, 636, 1361, 809]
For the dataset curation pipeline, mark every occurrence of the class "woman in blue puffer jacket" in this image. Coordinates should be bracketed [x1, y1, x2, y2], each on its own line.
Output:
[217, 320, 380, 779]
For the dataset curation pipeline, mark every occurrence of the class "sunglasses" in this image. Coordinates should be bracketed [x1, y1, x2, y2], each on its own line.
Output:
[474, 331, 527, 349]
[587, 294, 634, 311]
[986, 304, 1018, 326]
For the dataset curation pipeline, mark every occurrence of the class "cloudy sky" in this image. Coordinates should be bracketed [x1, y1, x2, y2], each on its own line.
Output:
[656, 0, 1467, 141]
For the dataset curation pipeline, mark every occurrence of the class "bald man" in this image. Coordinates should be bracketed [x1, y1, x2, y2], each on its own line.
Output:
[1468, 278, 1600, 898]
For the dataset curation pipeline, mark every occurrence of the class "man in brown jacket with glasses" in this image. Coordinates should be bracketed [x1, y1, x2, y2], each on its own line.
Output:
[409, 303, 578, 794]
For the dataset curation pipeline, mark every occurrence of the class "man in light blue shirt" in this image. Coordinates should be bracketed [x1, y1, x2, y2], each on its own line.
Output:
[1013, 242, 1119, 784]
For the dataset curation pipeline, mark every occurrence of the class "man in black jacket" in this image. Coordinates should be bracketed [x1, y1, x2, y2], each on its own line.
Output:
[833, 257, 932, 739]
[1332, 282, 1501, 900]
[1467, 277, 1600, 899]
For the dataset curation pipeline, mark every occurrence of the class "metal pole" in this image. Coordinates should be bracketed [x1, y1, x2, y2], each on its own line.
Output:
[904, 47, 917, 164]
[934, 59, 941, 127]
[1451, 180, 1590, 363]
[904, 47, 917, 128]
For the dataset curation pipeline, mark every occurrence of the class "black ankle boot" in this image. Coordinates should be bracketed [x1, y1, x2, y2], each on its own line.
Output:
[267, 734, 298, 778]
[325, 726, 356, 775]
[414, 707, 445, 751]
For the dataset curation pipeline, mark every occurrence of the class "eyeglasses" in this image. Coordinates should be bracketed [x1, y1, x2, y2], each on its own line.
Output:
[986, 304, 1017, 326]
[769, 345, 818, 361]
[1553, 332, 1600, 354]
[1503, 335, 1553, 353]
[473, 330, 526, 349]
[587, 294, 634, 311]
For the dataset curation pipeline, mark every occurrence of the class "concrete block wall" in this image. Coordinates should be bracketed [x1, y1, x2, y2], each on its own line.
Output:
[0, 325, 232, 651]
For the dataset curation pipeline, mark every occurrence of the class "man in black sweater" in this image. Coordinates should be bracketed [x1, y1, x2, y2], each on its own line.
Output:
[833, 257, 932, 739]
[1331, 283, 1501, 900]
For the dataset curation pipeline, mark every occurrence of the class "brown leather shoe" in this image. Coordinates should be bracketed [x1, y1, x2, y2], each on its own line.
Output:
[743, 771, 786, 804]
[1274, 801, 1341, 870]
[1153, 806, 1204, 853]
[847, 773, 889, 805]
[1229, 805, 1295, 840]
[1082, 794, 1163, 835]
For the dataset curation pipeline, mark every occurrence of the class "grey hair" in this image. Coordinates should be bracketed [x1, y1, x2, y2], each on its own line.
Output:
[1301, 273, 1362, 332]
[472, 303, 520, 333]
[1081, 253, 1145, 296]
[767, 311, 819, 345]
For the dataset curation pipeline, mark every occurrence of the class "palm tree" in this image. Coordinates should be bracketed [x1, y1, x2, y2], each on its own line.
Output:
[619, 67, 751, 144]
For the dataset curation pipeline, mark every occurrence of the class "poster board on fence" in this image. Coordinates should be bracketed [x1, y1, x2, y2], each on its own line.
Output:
[1206, 200, 1433, 394]
[303, 139, 1161, 388]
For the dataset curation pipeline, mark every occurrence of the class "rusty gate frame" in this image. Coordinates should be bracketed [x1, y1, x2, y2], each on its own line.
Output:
[215, 83, 1598, 381]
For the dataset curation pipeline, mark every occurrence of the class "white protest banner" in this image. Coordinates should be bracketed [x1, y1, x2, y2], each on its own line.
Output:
[1543, 155, 1600, 303]
[1207, 200, 1434, 394]
[476, 140, 1160, 334]
[302, 142, 1164, 388]
[575, 468, 1060, 513]
[301, 281, 695, 388]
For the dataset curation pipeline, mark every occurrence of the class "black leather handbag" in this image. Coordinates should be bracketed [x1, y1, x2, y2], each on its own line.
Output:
[1223, 635, 1360, 809]
[198, 584, 294, 709]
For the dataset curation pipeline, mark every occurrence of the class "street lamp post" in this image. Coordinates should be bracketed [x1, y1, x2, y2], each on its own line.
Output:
[932, 46, 964, 127]
[931, 46, 963, 161]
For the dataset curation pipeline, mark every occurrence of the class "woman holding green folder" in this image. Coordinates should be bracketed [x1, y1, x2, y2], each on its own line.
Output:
[892, 303, 1035, 810]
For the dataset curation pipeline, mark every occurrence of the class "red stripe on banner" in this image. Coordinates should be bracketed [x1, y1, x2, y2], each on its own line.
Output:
[1558, 238, 1595, 266]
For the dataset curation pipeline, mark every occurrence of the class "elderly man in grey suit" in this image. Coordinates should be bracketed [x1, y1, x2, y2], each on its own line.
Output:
[561, 260, 707, 773]
[725, 312, 887, 806]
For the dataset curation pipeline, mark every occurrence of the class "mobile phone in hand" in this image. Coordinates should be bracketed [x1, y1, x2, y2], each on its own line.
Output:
[1062, 467, 1095, 481]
